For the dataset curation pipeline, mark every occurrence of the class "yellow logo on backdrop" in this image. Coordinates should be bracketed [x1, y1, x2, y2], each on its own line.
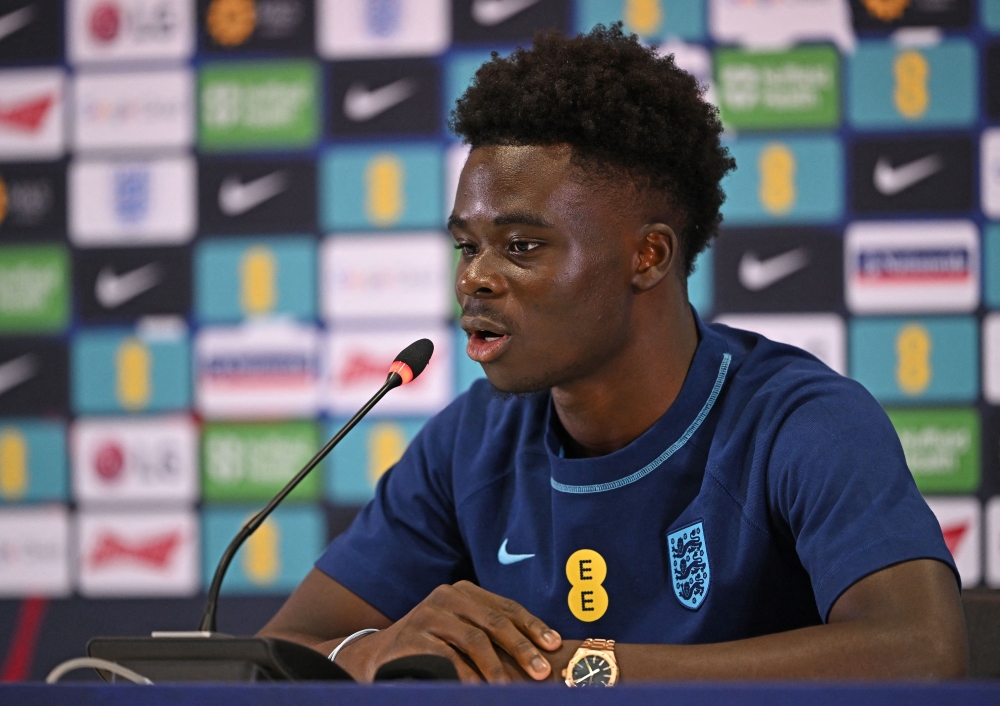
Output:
[566, 549, 609, 622]
[896, 323, 932, 397]
[624, 0, 662, 36]
[367, 423, 407, 487]
[365, 154, 404, 227]
[893, 50, 929, 120]
[0, 428, 27, 500]
[244, 516, 281, 585]
[116, 338, 151, 410]
[206, 0, 257, 47]
[758, 143, 796, 216]
[0, 176, 8, 226]
[240, 246, 277, 315]
[861, 0, 910, 22]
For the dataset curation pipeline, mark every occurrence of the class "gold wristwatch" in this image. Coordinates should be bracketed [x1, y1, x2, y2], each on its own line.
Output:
[562, 638, 619, 687]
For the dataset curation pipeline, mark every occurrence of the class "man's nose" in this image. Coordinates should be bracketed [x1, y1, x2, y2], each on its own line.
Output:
[456, 249, 506, 298]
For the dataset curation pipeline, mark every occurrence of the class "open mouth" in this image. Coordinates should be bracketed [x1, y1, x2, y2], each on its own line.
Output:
[466, 329, 511, 363]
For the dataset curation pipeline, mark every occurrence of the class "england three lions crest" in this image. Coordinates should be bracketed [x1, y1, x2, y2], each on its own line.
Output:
[667, 521, 710, 610]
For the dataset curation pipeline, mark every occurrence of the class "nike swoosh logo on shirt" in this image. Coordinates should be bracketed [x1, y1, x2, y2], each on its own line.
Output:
[873, 154, 943, 196]
[738, 248, 810, 292]
[0, 354, 37, 397]
[497, 539, 535, 565]
[343, 79, 417, 122]
[0, 6, 34, 43]
[471, 0, 542, 26]
[95, 263, 163, 309]
[218, 171, 289, 216]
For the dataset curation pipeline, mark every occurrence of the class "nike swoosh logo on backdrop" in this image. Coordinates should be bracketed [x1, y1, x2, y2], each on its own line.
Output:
[0, 5, 34, 42]
[738, 248, 810, 292]
[472, 0, 542, 26]
[95, 263, 163, 309]
[218, 171, 289, 216]
[873, 154, 943, 196]
[0, 354, 37, 397]
[497, 539, 535, 565]
[343, 79, 417, 122]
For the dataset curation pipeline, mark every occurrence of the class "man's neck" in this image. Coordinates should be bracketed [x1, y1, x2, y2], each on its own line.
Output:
[550, 305, 699, 458]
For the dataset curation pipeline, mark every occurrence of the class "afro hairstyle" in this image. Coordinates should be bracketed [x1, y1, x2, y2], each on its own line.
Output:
[449, 23, 735, 276]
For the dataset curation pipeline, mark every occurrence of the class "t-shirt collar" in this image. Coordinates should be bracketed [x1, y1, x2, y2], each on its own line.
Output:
[545, 310, 732, 494]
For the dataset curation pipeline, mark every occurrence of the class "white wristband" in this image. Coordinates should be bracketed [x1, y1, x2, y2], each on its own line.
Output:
[328, 628, 379, 663]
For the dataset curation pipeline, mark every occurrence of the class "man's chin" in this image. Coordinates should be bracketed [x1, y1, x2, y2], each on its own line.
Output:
[482, 366, 553, 399]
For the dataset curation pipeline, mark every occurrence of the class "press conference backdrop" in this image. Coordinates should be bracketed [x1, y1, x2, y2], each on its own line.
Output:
[1, 0, 1000, 678]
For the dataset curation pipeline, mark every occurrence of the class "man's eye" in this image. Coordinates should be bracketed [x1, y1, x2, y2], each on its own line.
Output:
[454, 243, 476, 256]
[510, 241, 539, 254]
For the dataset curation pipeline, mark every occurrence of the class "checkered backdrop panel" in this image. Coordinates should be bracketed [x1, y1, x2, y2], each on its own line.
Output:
[1, 0, 1000, 677]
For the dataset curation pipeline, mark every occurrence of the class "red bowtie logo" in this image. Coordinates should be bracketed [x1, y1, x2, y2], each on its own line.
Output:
[89, 531, 183, 569]
[940, 522, 969, 556]
[0, 95, 54, 133]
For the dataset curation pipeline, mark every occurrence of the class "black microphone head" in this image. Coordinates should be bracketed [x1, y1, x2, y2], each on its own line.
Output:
[387, 338, 434, 385]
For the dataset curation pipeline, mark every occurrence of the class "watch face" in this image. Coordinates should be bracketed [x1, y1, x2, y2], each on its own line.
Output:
[570, 654, 613, 686]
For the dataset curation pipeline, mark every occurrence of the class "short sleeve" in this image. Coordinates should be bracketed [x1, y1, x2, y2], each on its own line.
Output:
[767, 379, 958, 620]
[315, 397, 473, 620]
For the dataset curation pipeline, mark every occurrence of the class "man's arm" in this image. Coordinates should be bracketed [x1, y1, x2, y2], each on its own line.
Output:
[545, 558, 967, 681]
[260, 558, 967, 682]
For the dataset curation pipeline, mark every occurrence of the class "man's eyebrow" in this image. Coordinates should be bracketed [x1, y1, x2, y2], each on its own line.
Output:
[447, 212, 555, 230]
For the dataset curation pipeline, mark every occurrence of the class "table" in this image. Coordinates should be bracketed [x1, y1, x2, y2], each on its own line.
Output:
[2, 682, 999, 706]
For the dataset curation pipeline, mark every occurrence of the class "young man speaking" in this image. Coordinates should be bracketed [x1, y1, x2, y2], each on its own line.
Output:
[259, 26, 967, 683]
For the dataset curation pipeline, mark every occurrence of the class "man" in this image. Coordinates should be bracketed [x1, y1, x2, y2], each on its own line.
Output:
[260, 25, 966, 683]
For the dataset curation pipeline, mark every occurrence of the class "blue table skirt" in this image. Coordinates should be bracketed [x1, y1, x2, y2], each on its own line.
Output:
[1, 682, 999, 706]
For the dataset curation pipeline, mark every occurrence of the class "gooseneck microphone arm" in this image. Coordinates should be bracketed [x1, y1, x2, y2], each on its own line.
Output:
[198, 337, 434, 634]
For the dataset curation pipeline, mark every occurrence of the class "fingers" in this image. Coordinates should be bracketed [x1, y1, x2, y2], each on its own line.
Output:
[432, 582, 557, 680]
[455, 581, 562, 651]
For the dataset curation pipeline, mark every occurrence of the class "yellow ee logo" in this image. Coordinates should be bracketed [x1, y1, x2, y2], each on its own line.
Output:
[893, 50, 929, 120]
[0, 428, 28, 500]
[624, 0, 662, 36]
[365, 154, 404, 227]
[240, 245, 276, 316]
[367, 422, 406, 488]
[861, 0, 910, 22]
[566, 549, 608, 622]
[206, 0, 256, 47]
[896, 323, 932, 397]
[244, 516, 281, 586]
[758, 143, 796, 216]
[116, 338, 151, 411]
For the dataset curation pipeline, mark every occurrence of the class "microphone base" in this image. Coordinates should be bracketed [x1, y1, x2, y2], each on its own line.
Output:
[87, 634, 353, 683]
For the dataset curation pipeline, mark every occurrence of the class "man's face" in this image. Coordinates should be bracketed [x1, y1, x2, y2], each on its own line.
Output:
[449, 144, 637, 394]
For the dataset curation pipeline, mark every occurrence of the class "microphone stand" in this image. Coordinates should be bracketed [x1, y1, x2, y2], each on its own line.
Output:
[199, 372, 403, 633]
[86, 372, 406, 683]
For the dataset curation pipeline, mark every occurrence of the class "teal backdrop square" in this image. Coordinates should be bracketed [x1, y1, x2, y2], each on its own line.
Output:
[194, 235, 317, 323]
[71, 330, 191, 414]
[847, 39, 977, 130]
[325, 418, 427, 505]
[202, 506, 325, 594]
[575, 0, 706, 42]
[688, 249, 713, 316]
[320, 144, 443, 230]
[849, 317, 979, 404]
[984, 225, 1000, 308]
[983, 0, 1000, 32]
[720, 135, 843, 225]
[0, 419, 67, 504]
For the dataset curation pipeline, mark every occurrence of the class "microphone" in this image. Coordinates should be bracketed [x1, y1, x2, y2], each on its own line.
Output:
[87, 339, 434, 683]
[199, 338, 435, 633]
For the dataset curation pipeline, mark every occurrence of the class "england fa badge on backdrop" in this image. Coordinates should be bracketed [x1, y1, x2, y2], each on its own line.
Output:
[667, 521, 710, 610]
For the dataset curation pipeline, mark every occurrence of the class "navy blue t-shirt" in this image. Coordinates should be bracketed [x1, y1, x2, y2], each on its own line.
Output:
[316, 315, 956, 643]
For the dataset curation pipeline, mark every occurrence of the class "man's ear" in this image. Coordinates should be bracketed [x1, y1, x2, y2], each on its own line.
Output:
[632, 223, 680, 291]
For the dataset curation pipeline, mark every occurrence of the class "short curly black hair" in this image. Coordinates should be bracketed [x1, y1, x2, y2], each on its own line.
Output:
[450, 24, 735, 276]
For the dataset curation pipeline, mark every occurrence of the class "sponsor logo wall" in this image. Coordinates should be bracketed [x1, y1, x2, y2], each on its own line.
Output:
[4, 0, 1000, 613]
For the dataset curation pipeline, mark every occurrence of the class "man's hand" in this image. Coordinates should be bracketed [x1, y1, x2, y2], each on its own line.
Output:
[334, 580, 562, 683]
